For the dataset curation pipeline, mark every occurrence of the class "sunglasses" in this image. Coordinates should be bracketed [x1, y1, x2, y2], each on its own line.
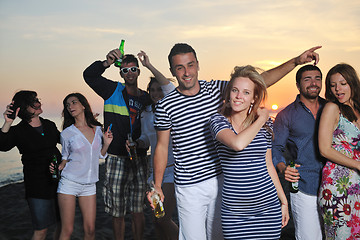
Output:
[120, 66, 139, 74]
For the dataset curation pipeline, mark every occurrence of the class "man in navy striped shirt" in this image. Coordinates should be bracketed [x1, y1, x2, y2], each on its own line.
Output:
[150, 43, 321, 240]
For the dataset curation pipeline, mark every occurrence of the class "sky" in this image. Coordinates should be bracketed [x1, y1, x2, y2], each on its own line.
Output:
[0, 0, 359, 119]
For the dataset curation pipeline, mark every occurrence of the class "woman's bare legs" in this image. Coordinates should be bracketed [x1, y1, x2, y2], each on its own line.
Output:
[58, 193, 76, 240]
[78, 194, 96, 240]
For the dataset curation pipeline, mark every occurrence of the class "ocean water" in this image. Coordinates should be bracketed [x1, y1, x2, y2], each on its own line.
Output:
[0, 148, 24, 187]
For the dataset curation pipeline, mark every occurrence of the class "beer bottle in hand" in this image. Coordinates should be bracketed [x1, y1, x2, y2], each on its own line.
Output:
[114, 39, 125, 67]
[289, 160, 299, 193]
[151, 185, 165, 218]
[51, 155, 59, 180]
[127, 133, 137, 161]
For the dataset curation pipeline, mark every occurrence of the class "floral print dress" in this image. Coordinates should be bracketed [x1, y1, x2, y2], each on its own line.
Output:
[318, 114, 360, 240]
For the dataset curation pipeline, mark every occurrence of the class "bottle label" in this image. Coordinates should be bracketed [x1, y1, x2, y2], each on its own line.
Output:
[290, 162, 299, 192]
[292, 181, 299, 190]
[152, 193, 165, 218]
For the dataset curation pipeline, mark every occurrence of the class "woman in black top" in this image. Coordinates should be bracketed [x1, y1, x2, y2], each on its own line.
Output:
[0, 90, 61, 240]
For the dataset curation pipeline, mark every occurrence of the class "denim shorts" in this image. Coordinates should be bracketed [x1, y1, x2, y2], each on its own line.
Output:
[27, 198, 58, 230]
[57, 177, 96, 197]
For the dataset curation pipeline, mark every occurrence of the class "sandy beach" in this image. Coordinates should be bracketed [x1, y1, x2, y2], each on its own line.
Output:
[0, 164, 295, 239]
[0, 163, 158, 240]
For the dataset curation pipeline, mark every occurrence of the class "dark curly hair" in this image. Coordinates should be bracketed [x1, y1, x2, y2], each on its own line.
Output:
[121, 54, 139, 67]
[11, 90, 40, 122]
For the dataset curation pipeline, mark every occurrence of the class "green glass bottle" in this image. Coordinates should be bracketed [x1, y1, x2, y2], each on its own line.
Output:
[114, 39, 125, 68]
[51, 155, 59, 180]
[289, 160, 299, 193]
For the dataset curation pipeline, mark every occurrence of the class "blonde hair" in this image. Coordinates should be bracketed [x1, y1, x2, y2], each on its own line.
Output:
[221, 65, 267, 129]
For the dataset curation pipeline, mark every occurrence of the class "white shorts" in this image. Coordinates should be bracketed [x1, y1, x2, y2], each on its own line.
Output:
[57, 177, 96, 197]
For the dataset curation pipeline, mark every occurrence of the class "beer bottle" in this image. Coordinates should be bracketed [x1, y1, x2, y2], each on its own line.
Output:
[51, 155, 59, 180]
[127, 133, 137, 161]
[151, 185, 165, 218]
[289, 160, 299, 193]
[114, 39, 125, 67]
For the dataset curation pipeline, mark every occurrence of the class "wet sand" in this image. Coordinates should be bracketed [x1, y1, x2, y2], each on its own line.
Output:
[0, 164, 295, 239]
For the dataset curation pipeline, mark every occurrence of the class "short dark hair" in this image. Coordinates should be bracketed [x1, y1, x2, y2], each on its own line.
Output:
[296, 65, 322, 84]
[168, 43, 197, 69]
[121, 54, 139, 67]
[12, 90, 38, 122]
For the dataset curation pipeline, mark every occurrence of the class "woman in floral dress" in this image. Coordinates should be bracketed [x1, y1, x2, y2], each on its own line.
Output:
[318, 63, 360, 239]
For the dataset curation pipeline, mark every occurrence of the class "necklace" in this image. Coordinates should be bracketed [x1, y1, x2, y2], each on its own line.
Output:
[229, 117, 244, 133]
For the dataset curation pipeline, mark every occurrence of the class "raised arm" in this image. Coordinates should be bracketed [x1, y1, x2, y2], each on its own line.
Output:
[318, 102, 360, 171]
[215, 108, 269, 151]
[137, 50, 170, 86]
[102, 48, 123, 68]
[1, 102, 19, 133]
[83, 49, 119, 100]
[262, 46, 322, 87]
[0, 102, 19, 151]
[101, 126, 113, 156]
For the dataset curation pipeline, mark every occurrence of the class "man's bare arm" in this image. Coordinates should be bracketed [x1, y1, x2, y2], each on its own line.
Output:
[262, 46, 321, 87]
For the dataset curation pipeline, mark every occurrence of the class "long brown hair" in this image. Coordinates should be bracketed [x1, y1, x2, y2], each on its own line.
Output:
[62, 93, 102, 130]
[325, 63, 360, 122]
[221, 65, 267, 130]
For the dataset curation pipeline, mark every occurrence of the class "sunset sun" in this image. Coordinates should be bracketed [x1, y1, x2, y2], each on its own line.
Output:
[271, 104, 279, 111]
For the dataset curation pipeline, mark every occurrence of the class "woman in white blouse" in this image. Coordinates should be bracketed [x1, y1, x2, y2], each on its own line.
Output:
[57, 93, 112, 240]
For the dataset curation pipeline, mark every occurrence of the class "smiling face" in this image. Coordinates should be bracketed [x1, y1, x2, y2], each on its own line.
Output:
[329, 73, 352, 105]
[120, 61, 140, 86]
[170, 52, 200, 95]
[149, 81, 164, 103]
[229, 77, 255, 114]
[66, 96, 85, 118]
[297, 70, 322, 100]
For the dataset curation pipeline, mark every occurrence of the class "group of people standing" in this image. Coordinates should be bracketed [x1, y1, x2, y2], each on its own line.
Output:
[0, 41, 359, 240]
[0, 90, 113, 240]
[273, 63, 360, 240]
